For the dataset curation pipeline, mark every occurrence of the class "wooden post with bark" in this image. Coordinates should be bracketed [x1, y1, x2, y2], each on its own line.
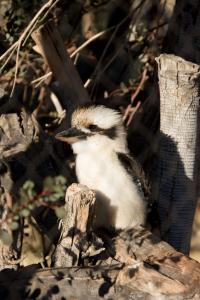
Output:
[154, 54, 200, 254]
[133, 0, 200, 255]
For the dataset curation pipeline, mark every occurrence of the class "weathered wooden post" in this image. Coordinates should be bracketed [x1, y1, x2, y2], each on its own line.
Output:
[155, 54, 200, 254]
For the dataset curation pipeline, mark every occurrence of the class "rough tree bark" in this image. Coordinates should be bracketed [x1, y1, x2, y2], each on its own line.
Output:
[53, 184, 96, 267]
[154, 54, 200, 254]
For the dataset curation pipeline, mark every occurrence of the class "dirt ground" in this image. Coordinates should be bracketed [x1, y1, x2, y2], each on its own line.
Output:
[190, 201, 200, 262]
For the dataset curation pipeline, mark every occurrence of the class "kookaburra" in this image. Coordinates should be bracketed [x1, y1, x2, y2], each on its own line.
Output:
[56, 105, 148, 229]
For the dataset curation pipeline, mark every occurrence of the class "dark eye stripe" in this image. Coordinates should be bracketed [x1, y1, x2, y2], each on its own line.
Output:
[104, 126, 117, 139]
[87, 124, 117, 139]
[88, 124, 100, 131]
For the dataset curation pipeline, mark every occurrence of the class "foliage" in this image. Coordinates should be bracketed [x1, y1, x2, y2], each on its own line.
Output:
[0, 0, 45, 46]
[0, 175, 67, 246]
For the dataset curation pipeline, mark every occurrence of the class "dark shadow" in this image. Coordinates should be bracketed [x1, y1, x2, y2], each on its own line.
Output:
[0, 265, 38, 300]
[93, 190, 118, 229]
[163, 1, 200, 64]
[151, 131, 198, 255]
[98, 277, 113, 297]
[0, 265, 73, 299]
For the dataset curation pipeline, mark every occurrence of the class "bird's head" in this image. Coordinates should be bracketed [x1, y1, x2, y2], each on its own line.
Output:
[55, 105, 128, 154]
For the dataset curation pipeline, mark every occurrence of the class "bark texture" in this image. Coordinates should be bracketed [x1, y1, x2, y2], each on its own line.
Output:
[155, 54, 200, 254]
[53, 184, 96, 267]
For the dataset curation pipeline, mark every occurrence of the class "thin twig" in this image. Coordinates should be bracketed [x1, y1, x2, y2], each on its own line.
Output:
[0, 42, 18, 63]
[90, 0, 147, 97]
[84, 78, 92, 88]
[39, 0, 60, 22]
[10, 43, 20, 98]
[33, 72, 52, 87]
[131, 68, 147, 103]
[93, 0, 146, 77]
[126, 101, 141, 126]
[0, 47, 16, 73]
[95, 44, 123, 82]
[23, 0, 60, 47]
[90, 21, 125, 97]
[31, 28, 112, 86]
[123, 68, 147, 124]
[50, 92, 64, 116]
[22, 19, 40, 47]
[0, 0, 56, 63]
[5, 193, 13, 210]
[71, 29, 110, 58]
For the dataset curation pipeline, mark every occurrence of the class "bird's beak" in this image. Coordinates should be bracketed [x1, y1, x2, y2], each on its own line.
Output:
[55, 128, 87, 144]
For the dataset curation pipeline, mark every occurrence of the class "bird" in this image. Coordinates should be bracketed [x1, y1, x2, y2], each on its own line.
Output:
[55, 105, 148, 230]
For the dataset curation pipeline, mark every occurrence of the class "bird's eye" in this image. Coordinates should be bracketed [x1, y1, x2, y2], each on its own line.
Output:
[88, 124, 99, 131]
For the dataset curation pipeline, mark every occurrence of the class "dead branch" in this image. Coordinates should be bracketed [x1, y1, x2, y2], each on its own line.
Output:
[32, 20, 91, 119]
[31, 28, 113, 86]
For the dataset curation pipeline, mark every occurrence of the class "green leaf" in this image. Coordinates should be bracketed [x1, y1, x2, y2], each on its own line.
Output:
[42, 196, 50, 202]
[43, 177, 54, 188]
[27, 189, 36, 199]
[53, 186, 64, 193]
[20, 209, 30, 217]
[55, 175, 67, 186]
[0, 230, 13, 246]
[19, 190, 29, 203]
[55, 207, 65, 219]
[13, 215, 20, 221]
[11, 221, 19, 230]
[48, 194, 60, 202]
[22, 180, 35, 191]
[28, 203, 35, 210]
[52, 186, 66, 197]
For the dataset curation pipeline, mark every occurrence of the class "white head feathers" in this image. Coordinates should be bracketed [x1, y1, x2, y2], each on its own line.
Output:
[72, 105, 123, 129]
